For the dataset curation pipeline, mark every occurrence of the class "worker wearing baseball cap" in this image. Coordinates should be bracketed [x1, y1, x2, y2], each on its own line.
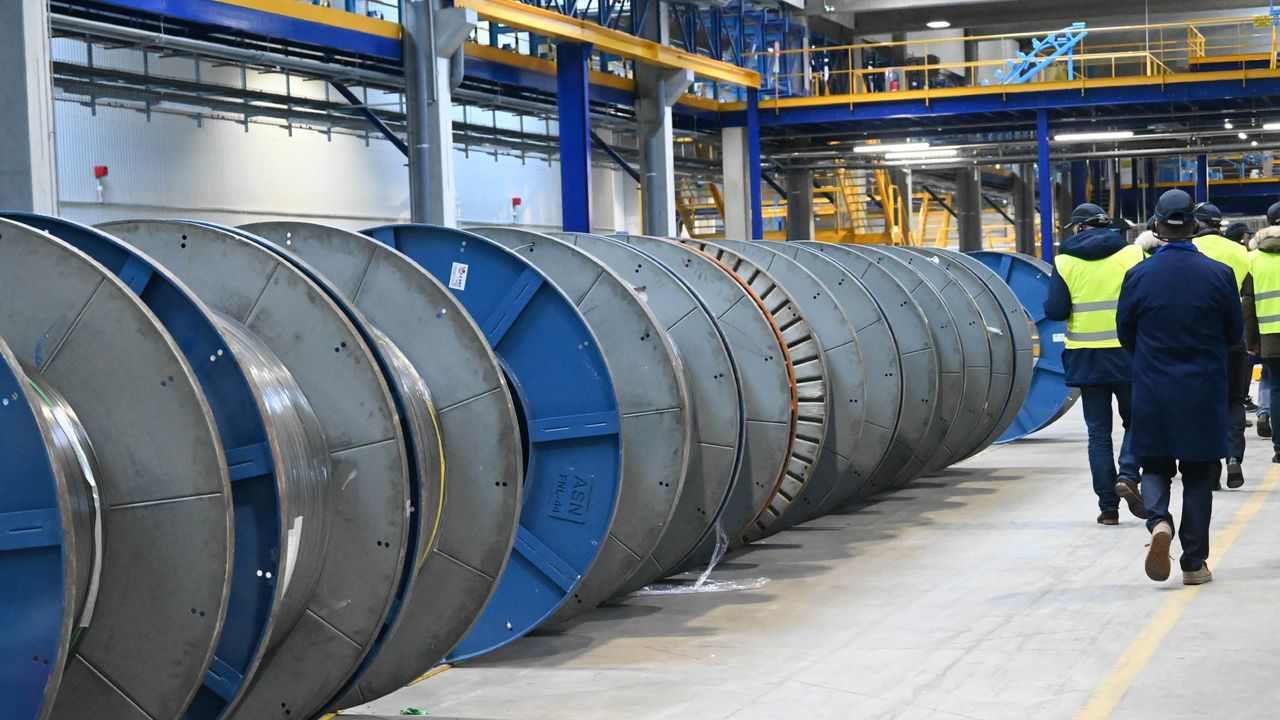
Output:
[1044, 203, 1144, 525]
[1192, 202, 1254, 490]
[1245, 201, 1280, 467]
[1117, 189, 1243, 585]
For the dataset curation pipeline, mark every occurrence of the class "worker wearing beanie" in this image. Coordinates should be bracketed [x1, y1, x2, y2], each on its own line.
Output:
[1245, 201, 1280, 463]
[1192, 202, 1254, 490]
[1044, 203, 1145, 525]
[1117, 189, 1243, 585]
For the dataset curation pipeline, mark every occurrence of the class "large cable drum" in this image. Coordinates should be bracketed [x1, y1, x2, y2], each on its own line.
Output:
[703, 239, 865, 538]
[610, 235, 794, 553]
[467, 226, 692, 624]
[551, 232, 744, 592]
[766, 242, 902, 514]
[99, 220, 413, 720]
[913, 248, 1035, 454]
[798, 242, 940, 497]
[362, 224, 623, 662]
[969, 251, 1078, 441]
[0, 332, 75, 720]
[239, 222, 523, 709]
[0, 219, 234, 720]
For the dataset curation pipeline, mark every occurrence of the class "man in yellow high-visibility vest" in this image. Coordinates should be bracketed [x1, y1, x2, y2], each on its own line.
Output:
[1045, 203, 1145, 526]
[1246, 201, 1280, 466]
[1192, 202, 1254, 490]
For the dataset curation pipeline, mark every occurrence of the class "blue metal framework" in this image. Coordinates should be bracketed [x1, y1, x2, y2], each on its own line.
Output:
[1036, 110, 1053, 260]
[996, 23, 1087, 85]
[557, 42, 594, 233]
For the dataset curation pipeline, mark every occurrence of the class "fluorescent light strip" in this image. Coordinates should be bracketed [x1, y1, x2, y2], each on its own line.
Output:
[1264, 123, 1280, 130]
[853, 142, 930, 154]
[1054, 130, 1135, 142]
[883, 148, 958, 160]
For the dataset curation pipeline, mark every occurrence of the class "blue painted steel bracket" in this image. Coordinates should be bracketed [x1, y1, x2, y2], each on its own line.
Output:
[0, 341, 67, 720]
[1, 213, 281, 720]
[969, 250, 1076, 443]
[64, 0, 401, 61]
[363, 224, 622, 662]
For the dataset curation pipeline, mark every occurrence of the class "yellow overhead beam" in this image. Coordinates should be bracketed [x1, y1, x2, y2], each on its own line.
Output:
[453, 0, 760, 87]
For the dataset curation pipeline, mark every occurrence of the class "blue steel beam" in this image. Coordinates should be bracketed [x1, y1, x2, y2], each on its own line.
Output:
[557, 42, 593, 232]
[330, 80, 409, 157]
[1037, 109, 1054, 260]
[738, 76, 1280, 128]
[747, 87, 763, 239]
[590, 130, 642, 183]
[1070, 160, 1088, 207]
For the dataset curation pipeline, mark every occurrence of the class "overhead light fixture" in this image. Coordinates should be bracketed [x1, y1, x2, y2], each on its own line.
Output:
[1253, 140, 1260, 146]
[883, 148, 959, 161]
[1239, 132, 1249, 140]
[1264, 122, 1280, 130]
[926, 20, 951, 29]
[853, 142, 930, 154]
[1054, 130, 1135, 142]
[886, 157, 963, 167]
[1225, 121, 1234, 129]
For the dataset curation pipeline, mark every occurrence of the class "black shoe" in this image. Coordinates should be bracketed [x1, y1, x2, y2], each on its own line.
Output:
[1115, 478, 1148, 519]
[1245, 398, 1259, 413]
[1273, 453, 1280, 464]
[1213, 479, 1223, 491]
[1227, 458, 1245, 489]
[1260, 415, 1273, 438]
[1097, 510, 1119, 526]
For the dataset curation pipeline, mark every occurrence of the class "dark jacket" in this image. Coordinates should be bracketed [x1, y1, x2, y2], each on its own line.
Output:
[1247, 226, 1280, 358]
[1044, 227, 1134, 386]
[1117, 242, 1243, 460]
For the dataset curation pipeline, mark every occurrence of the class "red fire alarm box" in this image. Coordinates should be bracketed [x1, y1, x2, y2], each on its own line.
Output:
[93, 165, 109, 179]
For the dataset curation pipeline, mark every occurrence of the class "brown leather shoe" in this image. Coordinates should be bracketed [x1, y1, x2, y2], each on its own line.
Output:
[1115, 478, 1149, 519]
[1146, 522, 1173, 581]
[1183, 564, 1213, 586]
[1097, 510, 1119, 525]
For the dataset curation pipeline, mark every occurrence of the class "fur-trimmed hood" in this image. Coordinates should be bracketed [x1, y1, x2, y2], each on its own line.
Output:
[1134, 230, 1163, 252]
[1252, 225, 1280, 252]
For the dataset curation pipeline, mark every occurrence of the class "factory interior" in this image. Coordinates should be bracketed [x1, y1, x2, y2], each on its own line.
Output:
[5, 0, 1280, 718]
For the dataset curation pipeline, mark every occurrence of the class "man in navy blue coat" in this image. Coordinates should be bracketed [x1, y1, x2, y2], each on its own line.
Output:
[1117, 189, 1243, 586]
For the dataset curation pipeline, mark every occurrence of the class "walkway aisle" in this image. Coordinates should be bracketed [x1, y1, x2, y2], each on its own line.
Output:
[345, 403, 1280, 720]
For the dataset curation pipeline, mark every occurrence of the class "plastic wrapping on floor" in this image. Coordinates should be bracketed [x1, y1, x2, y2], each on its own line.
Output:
[628, 522, 770, 596]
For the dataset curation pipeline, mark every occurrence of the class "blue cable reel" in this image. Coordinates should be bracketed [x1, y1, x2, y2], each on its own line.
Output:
[0, 334, 71, 720]
[1, 213, 281, 720]
[364, 224, 623, 661]
[968, 251, 1078, 442]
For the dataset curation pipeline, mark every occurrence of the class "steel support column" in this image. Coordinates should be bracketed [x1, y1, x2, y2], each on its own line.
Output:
[0, 0, 58, 213]
[557, 42, 593, 233]
[403, 0, 475, 226]
[1195, 153, 1209, 203]
[635, 0, 692, 237]
[722, 88, 763, 240]
[1037, 110, 1054, 260]
[1014, 163, 1036, 255]
[1070, 160, 1088, 207]
[785, 168, 814, 241]
[956, 165, 983, 252]
[1145, 158, 1158, 218]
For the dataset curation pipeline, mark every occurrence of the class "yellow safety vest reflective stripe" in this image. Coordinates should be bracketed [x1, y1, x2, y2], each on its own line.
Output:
[1055, 244, 1145, 349]
[1252, 250, 1280, 335]
[1193, 233, 1250, 290]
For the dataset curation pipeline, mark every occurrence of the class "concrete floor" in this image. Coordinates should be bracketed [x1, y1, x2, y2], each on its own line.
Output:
[342, 401, 1280, 720]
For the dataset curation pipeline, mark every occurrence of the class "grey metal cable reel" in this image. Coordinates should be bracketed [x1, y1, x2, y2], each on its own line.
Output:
[99, 220, 412, 720]
[798, 243, 941, 496]
[765, 241, 901, 514]
[467, 227, 692, 623]
[0, 219, 234, 720]
[551, 232, 743, 593]
[705, 240, 864, 539]
[907, 248, 1031, 457]
[879, 247, 997, 466]
[839, 246, 969, 477]
[610, 235, 792, 558]
[674, 238, 828, 540]
[239, 221, 524, 710]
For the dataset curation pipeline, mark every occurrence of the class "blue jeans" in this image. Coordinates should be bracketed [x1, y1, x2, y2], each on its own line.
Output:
[1266, 358, 1280, 455]
[1142, 457, 1216, 572]
[1260, 364, 1271, 417]
[1080, 383, 1140, 511]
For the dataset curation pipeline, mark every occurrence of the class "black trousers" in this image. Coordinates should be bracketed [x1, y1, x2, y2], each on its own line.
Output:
[1141, 457, 1217, 572]
[1226, 345, 1249, 462]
